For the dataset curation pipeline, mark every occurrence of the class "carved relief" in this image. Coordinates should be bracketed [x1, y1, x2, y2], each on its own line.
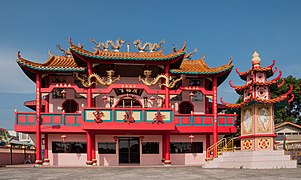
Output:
[256, 86, 268, 100]
[256, 72, 266, 83]
[242, 139, 253, 150]
[241, 107, 254, 135]
[257, 106, 271, 133]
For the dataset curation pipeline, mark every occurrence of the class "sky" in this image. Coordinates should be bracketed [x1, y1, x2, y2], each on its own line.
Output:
[0, 0, 300, 129]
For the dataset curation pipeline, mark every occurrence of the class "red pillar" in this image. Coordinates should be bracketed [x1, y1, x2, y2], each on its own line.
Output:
[212, 77, 218, 157]
[162, 134, 166, 162]
[43, 134, 50, 165]
[164, 132, 171, 165]
[87, 62, 93, 107]
[45, 77, 49, 113]
[86, 131, 93, 166]
[164, 64, 170, 108]
[205, 97, 209, 114]
[91, 133, 96, 165]
[35, 73, 42, 166]
[45, 95, 49, 113]
[206, 134, 211, 150]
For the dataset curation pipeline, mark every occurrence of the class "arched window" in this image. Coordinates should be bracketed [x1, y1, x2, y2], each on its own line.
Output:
[179, 101, 194, 114]
[62, 99, 78, 113]
[115, 96, 142, 108]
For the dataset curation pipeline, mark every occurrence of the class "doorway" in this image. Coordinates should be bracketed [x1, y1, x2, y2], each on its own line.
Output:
[118, 137, 140, 164]
[115, 96, 142, 108]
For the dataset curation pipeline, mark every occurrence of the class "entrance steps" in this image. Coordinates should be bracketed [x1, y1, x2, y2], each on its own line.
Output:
[203, 150, 297, 169]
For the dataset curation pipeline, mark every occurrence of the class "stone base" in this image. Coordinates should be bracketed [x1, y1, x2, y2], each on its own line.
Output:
[86, 161, 93, 166]
[204, 150, 297, 169]
[34, 160, 43, 167]
[164, 160, 171, 166]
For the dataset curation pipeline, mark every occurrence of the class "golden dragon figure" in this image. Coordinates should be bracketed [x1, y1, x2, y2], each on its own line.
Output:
[133, 39, 150, 52]
[108, 39, 126, 52]
[148, 40, 165, 52]
[138, 70, 184, 88]
[90, 38, 110, 51]
[74, 70, 120, 87]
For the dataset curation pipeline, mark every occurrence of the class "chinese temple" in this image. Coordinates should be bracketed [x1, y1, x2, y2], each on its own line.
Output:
[204, 51, 296, 169]
[15, 38, 236, 166]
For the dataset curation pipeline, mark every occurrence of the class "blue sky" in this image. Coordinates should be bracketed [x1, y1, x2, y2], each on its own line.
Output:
[0, 0, 300, 129]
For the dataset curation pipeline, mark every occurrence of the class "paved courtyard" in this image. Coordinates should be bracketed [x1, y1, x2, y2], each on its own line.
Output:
[1, 166, 301, 180]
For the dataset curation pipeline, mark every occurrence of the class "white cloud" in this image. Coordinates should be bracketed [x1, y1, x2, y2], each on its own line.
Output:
[0, 48, 36, 93]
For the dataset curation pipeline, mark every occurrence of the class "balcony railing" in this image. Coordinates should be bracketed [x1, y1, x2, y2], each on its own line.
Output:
[15, 109, 236, 132]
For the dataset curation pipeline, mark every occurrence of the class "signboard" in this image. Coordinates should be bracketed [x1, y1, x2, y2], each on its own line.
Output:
[114, 88, 144, 96]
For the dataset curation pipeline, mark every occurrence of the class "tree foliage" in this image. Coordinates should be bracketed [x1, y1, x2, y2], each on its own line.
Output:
[272, 75, 301, 124]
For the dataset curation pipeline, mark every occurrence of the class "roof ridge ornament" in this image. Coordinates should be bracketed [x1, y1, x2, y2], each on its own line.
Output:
[56, 44, 71, 57]
[185, 48, 198, 60]
[108, 39, 126, 52]
[252, 50, 261, 68]
[133, 39, 149, 52]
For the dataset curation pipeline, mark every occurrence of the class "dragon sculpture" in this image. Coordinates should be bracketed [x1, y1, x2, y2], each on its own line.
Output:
[148, 40, 165, 52]
[108, 39, 126, 52]
[74, 70, 120, 87]
[138, 70, 184, 89]
[91, 38, 125, 52]
[186, 48, 198, 60]
[56, 44, 71, 56]
[133, 39, 149, 52]
[90, 38, 109, 51]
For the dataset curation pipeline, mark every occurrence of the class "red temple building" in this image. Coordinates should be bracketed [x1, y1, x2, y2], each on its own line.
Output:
[15, 38, 236, 166]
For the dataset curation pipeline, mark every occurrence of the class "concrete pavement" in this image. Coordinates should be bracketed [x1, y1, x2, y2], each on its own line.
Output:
[1, 166, 301, 180]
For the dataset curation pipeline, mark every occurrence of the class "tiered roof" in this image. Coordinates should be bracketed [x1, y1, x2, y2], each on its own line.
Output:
[16, 38, 235, 85]
[236, 60, 277, 80]
[69, 38, 186, 68]
[221, 51, 294, 109]
[229, 70, 284, 95]
[17, 51, 85, 81]
[221, 84, 294, 109]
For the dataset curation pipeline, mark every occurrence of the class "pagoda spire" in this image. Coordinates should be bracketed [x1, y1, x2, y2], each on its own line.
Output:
[252, 51, 261, 69]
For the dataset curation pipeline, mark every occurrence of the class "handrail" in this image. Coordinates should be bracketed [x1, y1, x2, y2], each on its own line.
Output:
[206, 137, 237, 161]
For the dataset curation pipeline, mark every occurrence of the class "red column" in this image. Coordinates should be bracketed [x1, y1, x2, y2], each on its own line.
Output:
[45, 95, 49, 113]
[206, 134, 211, 150]
[205, 97, 209, 114]
[162, 134, 165, 162]
[164, 132, 171, 165]
[35, 73, 42, 166]
[43, 134, 50, 165]
[91, 133, 96, 165]
[87, 62, 93, 107]
[164, 64, 170, 108]
[45, 77, 49, 113]
[212, 77, 218, 157]
[86, 131, 93, 166]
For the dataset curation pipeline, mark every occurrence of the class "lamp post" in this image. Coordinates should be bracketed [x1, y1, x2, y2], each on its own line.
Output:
[61, 135, 67, 153]
[189, 134, 195, 144]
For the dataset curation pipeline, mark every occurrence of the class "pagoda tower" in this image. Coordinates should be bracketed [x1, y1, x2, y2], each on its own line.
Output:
[221, 51, 294, 151]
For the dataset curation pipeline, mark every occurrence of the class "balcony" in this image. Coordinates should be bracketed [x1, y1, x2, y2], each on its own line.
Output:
[15, 108, 236, 133]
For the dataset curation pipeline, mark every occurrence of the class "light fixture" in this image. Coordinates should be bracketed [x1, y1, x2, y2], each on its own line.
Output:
[189, 134, 195, 144]
[189, 92, 194, 101]
[113, 136, 118, 142]
[139, 136, 145, 142]
[61, 89, 66, 98]
[150, 96, 156, 103]
[61, 135, 67, 143]
[102, 96, 108, 103]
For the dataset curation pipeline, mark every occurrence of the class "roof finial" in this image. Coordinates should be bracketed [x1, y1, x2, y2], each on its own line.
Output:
[252, 50, 261, 68]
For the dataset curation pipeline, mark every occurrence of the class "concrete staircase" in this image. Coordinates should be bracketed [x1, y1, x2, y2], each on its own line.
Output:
[203, 150, 297, 169]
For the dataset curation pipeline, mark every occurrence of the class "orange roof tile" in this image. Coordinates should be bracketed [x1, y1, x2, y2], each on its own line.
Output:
[170, 56, 234, 75]
[69, 39, 186, 62]
[221, 84, 294, 109]
[17, 51, 85, 72]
